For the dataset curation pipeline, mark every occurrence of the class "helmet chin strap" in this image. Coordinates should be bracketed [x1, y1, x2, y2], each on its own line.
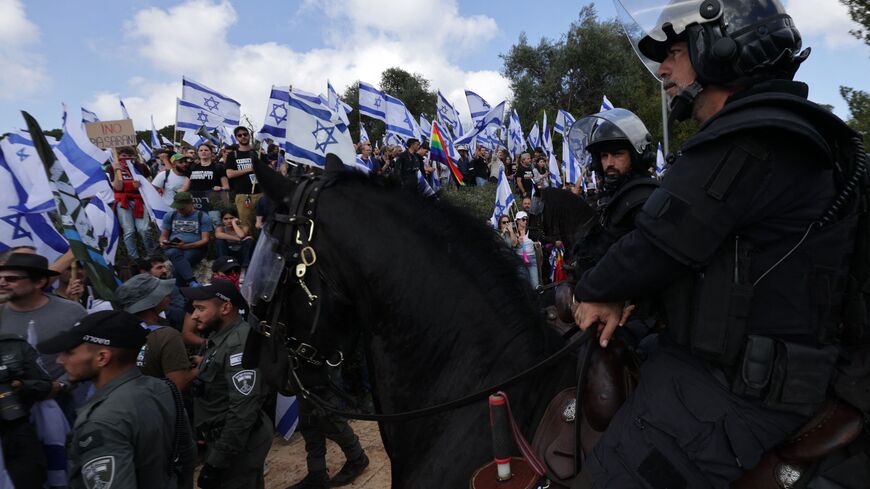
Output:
[668, 81, 704, 123]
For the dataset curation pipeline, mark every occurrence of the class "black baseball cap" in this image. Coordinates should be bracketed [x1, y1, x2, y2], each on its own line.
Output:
[181, 279, 247, 310]
[36, 310, 148, 354]
[212, 256, 241, 274]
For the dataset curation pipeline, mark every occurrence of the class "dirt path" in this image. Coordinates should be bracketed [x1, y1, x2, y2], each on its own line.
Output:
[264, 420, 391, 488]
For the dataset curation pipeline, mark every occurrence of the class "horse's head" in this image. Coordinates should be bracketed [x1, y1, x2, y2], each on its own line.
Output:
[246, 154, 361, 392]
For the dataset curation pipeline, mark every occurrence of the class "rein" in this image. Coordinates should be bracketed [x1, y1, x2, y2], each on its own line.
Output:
[258, 171, 592, 422]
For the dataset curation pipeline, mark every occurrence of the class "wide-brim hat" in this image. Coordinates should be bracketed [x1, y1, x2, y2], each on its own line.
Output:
[0, 253, 60, 277]
[116, 273, 176, 314]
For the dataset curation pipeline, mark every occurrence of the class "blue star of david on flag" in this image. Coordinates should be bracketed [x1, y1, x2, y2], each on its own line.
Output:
[196, 111, 210, 124]
[203, 96, 220, 112]
[374, 98, 382, 108]
[1, 214, 32, 240]
[270, 103, 288, 125]
[312, 120, 338, 152]
[493, 201, 506, 218]
[15, 148, 28, 162]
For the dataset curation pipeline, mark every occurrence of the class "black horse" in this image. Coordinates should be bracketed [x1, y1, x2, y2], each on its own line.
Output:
[253, 157, 575, 488]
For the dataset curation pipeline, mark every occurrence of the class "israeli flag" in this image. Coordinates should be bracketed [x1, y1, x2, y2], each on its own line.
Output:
[137, 141, 153, 161]
[29, 400, 71, 487]
[182, 131, 205, 149]
[385, 94, 419, 140]
[541, 112, 553, 154]
[655, 142, 666, 177]
[490, 168, 515, 227]
[416, 169, 436, 197]
[283, 88, 359, 171]
[327, 80, 352, 126]
[508, 110, 526, 159]
[553, 109, 575, 136]
[119, 98, 130, 119]
[160, 135, 172, 146]
[126, 159, 170, 224]
[359, 125, 370, 143]
[601, 95, 615, 111]
[454, 101, 505, 147]
[0, 148, 69, 262]
[436, 91, 461, 133]
[84, 197, 120, 265]
[259, 85, 290, 144]
[151, 116, 161, 148]
[419, 115, 432, 141]
[359, 82, 386, 122]
[217, 125, 238, 146]
[563, 140, 578, 184]
[182, 77, 241, 125]
[56, 106, 114, 200]
[81, 107, 100, 124]
[176, 98, 236, 132]
[548, 152, 563, 188]
[275, 394, 299, 441]
[0, 133, 56, 213]
[528, 120, 541, 150]
[464, 90, 492, 122]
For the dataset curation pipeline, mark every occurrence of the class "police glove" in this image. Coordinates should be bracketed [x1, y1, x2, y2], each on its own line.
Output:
[197, 464, 224, 489]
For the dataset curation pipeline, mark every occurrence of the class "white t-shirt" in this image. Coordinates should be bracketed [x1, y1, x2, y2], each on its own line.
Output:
[152, 170, 189, 206]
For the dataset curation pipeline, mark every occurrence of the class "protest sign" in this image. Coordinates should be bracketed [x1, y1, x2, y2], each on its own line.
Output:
[84, 120, 136, 149]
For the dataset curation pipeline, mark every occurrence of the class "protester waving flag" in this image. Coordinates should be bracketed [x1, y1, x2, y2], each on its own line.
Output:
[22, 111, 118, 303]
[182, 77, 241, 124]
[490, 167, 516, 227]
[464, 90, 492, 123]
[358, 82, 387, 122]
[429, 120, 463, 186]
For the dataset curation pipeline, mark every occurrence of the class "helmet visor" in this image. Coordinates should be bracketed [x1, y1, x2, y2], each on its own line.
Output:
[613, 0, 720, 79]
[567, 108, 652, 164]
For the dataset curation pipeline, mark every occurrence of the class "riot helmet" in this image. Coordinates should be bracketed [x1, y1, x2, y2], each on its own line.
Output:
[614, 0, 809, 119]
[567, 108, 655, 190]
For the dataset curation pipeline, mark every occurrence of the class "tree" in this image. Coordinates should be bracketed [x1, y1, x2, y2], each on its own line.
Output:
[501, 4, 695, 155]
[841, 0, 870, 48]
[841, 86, 870, 141]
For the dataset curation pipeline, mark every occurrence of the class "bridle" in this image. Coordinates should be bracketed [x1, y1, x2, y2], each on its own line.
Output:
[254, 171, 593, 421]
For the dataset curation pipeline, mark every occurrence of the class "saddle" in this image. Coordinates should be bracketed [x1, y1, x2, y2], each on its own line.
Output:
[534, 284, 866, 488]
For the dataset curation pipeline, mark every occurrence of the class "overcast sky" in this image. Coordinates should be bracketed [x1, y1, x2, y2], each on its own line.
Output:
[1, 0, 868, 133]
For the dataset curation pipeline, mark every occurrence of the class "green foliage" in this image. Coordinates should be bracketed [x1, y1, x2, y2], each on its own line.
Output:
[441, 184, 500, 222]
[840, 86, 870, 141]
[501, 4, 695, 154]
[841, 0, 870, 48]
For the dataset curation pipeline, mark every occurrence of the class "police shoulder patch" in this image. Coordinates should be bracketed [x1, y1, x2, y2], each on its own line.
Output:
[232, 369, 256, 395]
[82, 455, 115, 489]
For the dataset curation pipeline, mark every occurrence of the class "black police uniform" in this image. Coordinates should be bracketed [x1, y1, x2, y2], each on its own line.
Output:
[575, 80, 859, 488]
[0, 334, 51, 488]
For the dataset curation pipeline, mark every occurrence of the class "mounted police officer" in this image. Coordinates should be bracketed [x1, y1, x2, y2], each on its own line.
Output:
[183, 280, 272, 489]
[38, 310, 196, 489]
[573, 0, 864, 486]
[568, 108, 660, 274]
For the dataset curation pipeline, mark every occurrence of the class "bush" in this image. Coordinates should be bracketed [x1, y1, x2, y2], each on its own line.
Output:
[441, 183, 508, 222]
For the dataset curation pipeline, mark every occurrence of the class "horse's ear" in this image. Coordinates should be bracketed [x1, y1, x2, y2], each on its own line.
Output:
[324, 153, 345, 177]
[253, 157, 292, 202]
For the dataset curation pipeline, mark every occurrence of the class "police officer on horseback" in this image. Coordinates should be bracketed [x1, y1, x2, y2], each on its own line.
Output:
[568, 109, 660, 274]
[572, 0, 866, 486]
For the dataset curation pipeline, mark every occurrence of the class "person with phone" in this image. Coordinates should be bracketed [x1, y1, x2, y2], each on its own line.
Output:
[159, 192, 213, 287]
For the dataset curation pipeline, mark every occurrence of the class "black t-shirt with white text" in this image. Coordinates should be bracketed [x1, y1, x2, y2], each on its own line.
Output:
[188, 162, 227, 192]
[225, 149, 260, 194]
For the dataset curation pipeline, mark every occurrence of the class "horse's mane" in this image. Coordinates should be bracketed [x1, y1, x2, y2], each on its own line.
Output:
[540, 187, 595, 252]
[325, 169, 544, 335]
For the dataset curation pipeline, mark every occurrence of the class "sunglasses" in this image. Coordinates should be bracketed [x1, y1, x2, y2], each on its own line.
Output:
[499, 221, 509, 225]
[0, 275, 30, 283]
[235, 133, 250, 138]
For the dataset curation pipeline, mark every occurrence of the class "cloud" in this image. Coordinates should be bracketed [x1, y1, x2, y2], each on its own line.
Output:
[0, 0, 48, 100]
[101, 0, 511, 132]
[786, 0, 863, 48]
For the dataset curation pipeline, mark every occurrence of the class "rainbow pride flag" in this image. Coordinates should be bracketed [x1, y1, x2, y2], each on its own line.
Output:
[429, 119, 464, 186]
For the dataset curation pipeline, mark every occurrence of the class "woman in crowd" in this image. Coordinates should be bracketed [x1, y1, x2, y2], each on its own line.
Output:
[214, 207, 254, 272]
[188, 143, 229, 224]
[498, 214, 515, 247]
[512, 211, 539, 289]
[532, 155, 551, 197]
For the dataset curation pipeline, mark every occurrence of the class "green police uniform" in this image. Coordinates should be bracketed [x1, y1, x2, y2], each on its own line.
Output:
[68, 368, 196, 489]
[194, 317, 272, 489]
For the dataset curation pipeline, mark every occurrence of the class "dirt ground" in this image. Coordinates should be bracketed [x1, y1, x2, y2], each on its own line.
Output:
[264, 420, 391, 489]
